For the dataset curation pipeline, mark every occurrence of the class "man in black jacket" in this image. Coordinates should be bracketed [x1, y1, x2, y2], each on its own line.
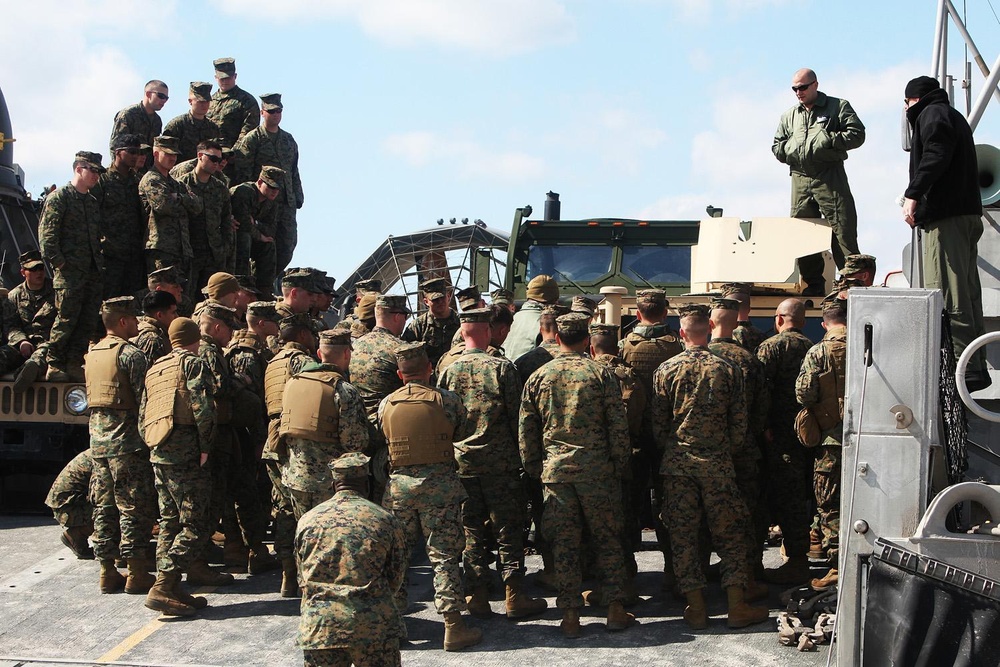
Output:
[902, 75, 988, 390]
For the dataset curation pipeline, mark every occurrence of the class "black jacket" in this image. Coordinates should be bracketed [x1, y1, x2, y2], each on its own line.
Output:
[905, 88, 982, 225]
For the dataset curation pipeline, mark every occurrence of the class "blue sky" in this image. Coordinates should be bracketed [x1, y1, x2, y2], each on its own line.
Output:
[3, 0, 998, 288]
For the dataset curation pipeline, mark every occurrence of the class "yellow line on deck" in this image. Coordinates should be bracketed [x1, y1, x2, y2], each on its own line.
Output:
[95, 616, 167, 663]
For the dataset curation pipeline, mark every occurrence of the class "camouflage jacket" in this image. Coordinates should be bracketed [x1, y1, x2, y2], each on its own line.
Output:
[593, 353, 647, 443]
[401, 310, 461, 366]
[2, 292, 29, 347]
[162, 112, 220, 163]
[88, 335, 149, 458]
[45, 450, 93, 510]
[349, 326, 404, 420]
[235, 126, 303, 208]
[131, 316, 170, 365]
[207, 85, 260, 147]
[756, 328, 814, 427]
[710, 337, 768, 461]
[520, 351, 631, 483]
[513, 339, 559, 385]
[438, 348, 522, 475]
[652, 346, 745, 478]
[226, 329, 271, 398]
[282, 361, 369, 494]
[176, 169, 232, 263]
[7, 280, 56, 345]
[229, 181, 277, 241]
[795, 325, 847, 450]
[141, 348, 216, 464]
[139, 169, 202, 258]
[198, 335, 234, 453]
[38, 183, 103, 282]
[295, 489, 407, 648]
[109, 103, 161, 152]
[436, 341, 503, 377]
[91, 167, 144, 259]
[734, 321, 768, 355]
[170, 159, 231, 188]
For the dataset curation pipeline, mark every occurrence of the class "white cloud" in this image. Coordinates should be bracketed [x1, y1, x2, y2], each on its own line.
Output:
[542, 103, 668, 175]
[383, 130, 546, 182]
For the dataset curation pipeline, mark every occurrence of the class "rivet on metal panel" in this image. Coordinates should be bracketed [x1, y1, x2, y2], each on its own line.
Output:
[889, 404, 914, 429]
[853, 519, 869, 534]
[858, 462, 869, 477]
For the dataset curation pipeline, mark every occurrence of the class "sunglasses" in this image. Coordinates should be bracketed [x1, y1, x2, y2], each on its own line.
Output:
[264, 108, 282, 114]
[200, 153, 224, 164]
[24, 265, 45, 272]
[153, 91, 169, 101]
[791, 81, 816, 93]
[82, 165, 103, 174]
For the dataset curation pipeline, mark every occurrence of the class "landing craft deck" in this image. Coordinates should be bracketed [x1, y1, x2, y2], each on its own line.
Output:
[0, 516, 830, 667]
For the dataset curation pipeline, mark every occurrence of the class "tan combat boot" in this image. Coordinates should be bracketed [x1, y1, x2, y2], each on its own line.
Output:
[171, 578, 208, 609]
[248, 544, 280, 574]
[810, 567, 838, 591]
[745, 579, 770, 603]
[466, 585, 492, 618]
[124, 558, 156, 594]
[60, 527, 94, 560]
[144, 571, 196, 617]
[560, 608, 581, 638]
[223, 536, 250, 572]
[442, 611, 483, 651]
[683, 588, 708, 629]
[763, 555, 810, 586]
[99, 559, 126, 594]
[606, 600, 635, 631]
[505, 577, 547, 620]
[726, 585, 770, 629]
[186, 559, 235, 587]
[807, 529, 827, 560]
[280, 557, 299, 597]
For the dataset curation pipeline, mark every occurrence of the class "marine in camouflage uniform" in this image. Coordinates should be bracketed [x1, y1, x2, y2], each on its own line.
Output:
[0, 290, 30, 375]
[45, 449, 95, 560]
[234, 93, 303, 275]
[109, 80, 167, 158]
[38, 151, 106, 379]
[721, 283, 768, 354]
[162, 82, 220, 163]
[139, 136, 203, 277]
[175, 141, 233, 291]
[756, 298, 815, 585]
[402, 277, 461, 367]
[7, 251, 56, 387]
[653, 303, 768, 630]
[520, 313, 634, 636]
[131, 291, 177, 364]
[229, 167, 283, 292]
[350, 296, 410, 420]
[87, 297, 156, 593]
[207, 58, 260, 172]
[296, 452, 407, 667]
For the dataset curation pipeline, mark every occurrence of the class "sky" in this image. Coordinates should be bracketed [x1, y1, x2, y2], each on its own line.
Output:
[2, 0, 999, 290]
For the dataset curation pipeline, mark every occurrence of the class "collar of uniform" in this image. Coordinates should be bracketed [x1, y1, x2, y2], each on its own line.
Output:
[823, 325, 847, 340]
[799, 91, 829, 112]
[711, 337, 737, 344]
[593, 353, 618, 364]
[461, 347, 487, 355]
[633, 322, 672, 338]
[299, 359, 341, 374]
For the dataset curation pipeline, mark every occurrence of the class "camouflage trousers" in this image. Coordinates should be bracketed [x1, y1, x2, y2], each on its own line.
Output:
[813, 446, 841, 561]
[460, 473, 527, 588]
[264, 458, 296, 559]
[250, 239, 277, 295]
[524, 475, 553, 571]
[302, 640, 401, 667]
[188, 252, 224, 296]
[222, 428, 269, 549]
[52, 503, 94, 530]
[103, 253, 146, 301]
[202, 445, 232, 560]
[388, 500, 467, 614]
[763, 430, 813, 558]
[734, 456, 766, 577]
[289, 487, 335, 522]
[90, 450, 157, 561]
[542, 481, 627, 610]
[49, 271, 103, 369]
[0, 344, 25, 375]
[662, 474, 750, 593]
[274, 204, 297, 277]
[152, 461, 212, 574]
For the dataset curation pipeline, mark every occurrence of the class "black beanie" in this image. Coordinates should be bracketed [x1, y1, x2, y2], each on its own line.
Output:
[905, 76, 939, 99]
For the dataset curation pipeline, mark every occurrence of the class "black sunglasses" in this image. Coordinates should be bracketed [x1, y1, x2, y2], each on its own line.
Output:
[791, 81, 816, 93]
[200, 153, 224, 164]
[153, 91, 168, 101]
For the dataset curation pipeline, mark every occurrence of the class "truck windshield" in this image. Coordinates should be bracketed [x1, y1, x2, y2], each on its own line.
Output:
[622, 245, 691, 284]
[526, 245, 614, 282]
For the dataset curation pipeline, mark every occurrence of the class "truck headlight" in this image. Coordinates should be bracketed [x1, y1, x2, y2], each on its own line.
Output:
[65, 387, 89, 415]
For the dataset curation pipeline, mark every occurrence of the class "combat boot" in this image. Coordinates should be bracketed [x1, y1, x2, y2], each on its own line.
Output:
[745, 579, 770, 604]
[12, 358, 40, 393]
[45, 366, 69, 381]
[442, 611, 483, 651]
[807, 529, 827, 560]
[248, 545, 280, 574]
[280, 557, 299, 597]
[60, 527, 94, 559]
[144, 571, 196, 617]
[505, 577, 547, 619]
[810, 567, 838, 592]
[606, 600, 635, 631]
[124, 558, 156, 594]
[99, 559, 126, 594]
[466, 585, 492, 618]
[560, 608, 581, 638]
[186, 559, 235, 587]
[763, 556, 810, 586]
[683, 588, 708, 629]
[223, 537, 249, 571]
[171, 578, 208, 609]
[726, 585, 770, 628]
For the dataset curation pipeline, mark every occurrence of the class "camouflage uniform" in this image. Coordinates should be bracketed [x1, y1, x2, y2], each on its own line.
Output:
[0, 298, 28, 373]
[109, 104, 161, 154]
[513, 339, 560, 385]
[162, 112, 220, 163]
[139, 168, 203, 276]
[378, 381, 471, 614]
[297, 489, 406, 667]
[38, 183, 104, 372]
[170, 158, 231, 188]
[756, 327, 814, 557]
[45, 450, 94, 530]
[402, 310, 461, 367]
[208, 85, 260, 148]
[653, 346, 751, 593]
[520, 350, 631, 610]
[795, 325, 847, 561]
[197, 333, 237, 560]
[349, 327, 404, 420]
[230, 181, 278, 292]
[734, 321, 768, 355]
[131, 316, 170, 364]
[88, 334, 156, 561]
[92, 167, 146, 298]
[141, 348, 216, 573]
[176, 169, 232, 290]
[436, 341, 503, 376]
[438, 348, 526, 588]
[8, 278, 56, 345]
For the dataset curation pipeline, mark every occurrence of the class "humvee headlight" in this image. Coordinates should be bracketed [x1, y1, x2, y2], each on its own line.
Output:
[65, 387, 89, 415]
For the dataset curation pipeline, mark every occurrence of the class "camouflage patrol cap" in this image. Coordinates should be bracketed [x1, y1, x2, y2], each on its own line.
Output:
[636, 289, 667, 307]
[720, 282, 753, 297]
[153, 136, 180, 155]
[319, 329, 352, 347]
[376, 294, 411, 314]
[189, 82, 213, 102]
[355, 293, 378, 319]
[677, 303, 711, 319]
[148, 265, 185, 287]
[822, 297, 848, 318]
[459, 308, 491, 324]
[355, 279, 382, 295]
[329, 452, 371, 481]
[168, 317, 201, 347]
[420, 277, 451, 300]
[589, 323, 619, 338]
[281, 269, 315, 291]
[456, 286, 481, 311]
[842, 254, 876, 276]
[526, 275, 559, 304]
[541, 304, 571, 317]
[259, 165, 285, 189]
[320, 275, 336, 295]
[111, 133, 149, 151]
[260, 93, 283, 111]
[220, 143, 236, 159]
[75, 151, 106, 173]
[235, 275, 263, 297]
[205, 272, 240, 300]
[279, 312, 316, 332]
[395, 341, 429, 368]
[213, 57, 237, 78]
[203, 302, 240, 329]
[247, 301, 280, 323]
[571, 295, 599, 316]
[556, 312, 591, 336]
[490, 288, 514, 306]
[710, 297, 740, 311]
[18, 250, 43, 270]
[100, 296, 135, 315]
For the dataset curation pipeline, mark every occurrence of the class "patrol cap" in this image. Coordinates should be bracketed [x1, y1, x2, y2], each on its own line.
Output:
[395, 341, 429, 370]
[720, 282, 753, 297]
[205, 272, 240, 300]
[260, 93, 283, 111]
[677, 303, 711, 319]
[571, 295, 599, 317]
[376, 294, 411, 315]
[168, 317, 201, 347]
[247, 301, 280, 323]
[355, 293, 378, 319]
[235, 274, 263, 297]
[220, 143, 236, 159]
[148, 265, 185, 287]
[490, 288, 514, 306]
[541, 304, 571, 317]
[822, 297, 848, 317]
[459, 308, 491, 324]
[281, 269, 315, 291]
[279, 312, 316, 332]
[111, 133, 150, 152]
[319, 329, 352, 347]
[213, 57, 236, 78]
[456, 286, 481, 311]
[556, 312, 591, 336]
[329, 452, 370, 481]
[526, 275, 559, 304]
[420, 277, 451, 300]
[153, 136, 180, 155]
[355, 279, 382, 295]
[710, 297, 740, 311]
[100, 296, 135, 315]
[636, 289, 667, 307]
[19, 250, 43, 270]
[189, 82, 213, 102]
[75, 151, 106, 173]
[589, 323, 619, 338]
[842, 254, 876, 276]
[203, 302, 240, 329]
[259, 165, 285, 189]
